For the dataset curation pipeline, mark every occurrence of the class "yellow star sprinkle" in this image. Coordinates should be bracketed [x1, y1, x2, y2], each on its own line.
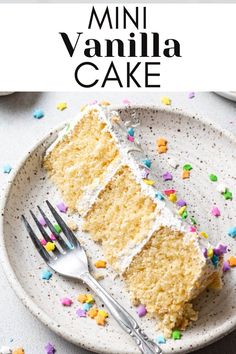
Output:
[200, 231, 209, 239]
[207, 248, 213, 258]
[95, 314, 106, 326]
[86, 294, 95, 304]
[94, 260, 107, 269]
[87, 307, 98, 319]
[13, 349, 24, 354]
[56, 102, 67, 111]
[98, 309, 108, 318]
[143, 179, 155, 186]
[161, 96, 171, 106]
[45, 242, 55, 252]
[77, 294, 88, 303]
[168, 193, 177, 203]
[178, 206, 187, 216]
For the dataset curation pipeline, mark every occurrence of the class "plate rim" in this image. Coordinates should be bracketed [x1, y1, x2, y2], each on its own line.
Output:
[1, 104, 236, 354]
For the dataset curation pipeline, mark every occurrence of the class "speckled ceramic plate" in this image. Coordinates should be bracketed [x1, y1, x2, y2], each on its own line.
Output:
[215, 92, 236, 102]
[1, 106, 236, 354]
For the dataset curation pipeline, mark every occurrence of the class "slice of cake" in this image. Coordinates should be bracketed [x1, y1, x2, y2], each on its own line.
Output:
[44, 105, 224, 337]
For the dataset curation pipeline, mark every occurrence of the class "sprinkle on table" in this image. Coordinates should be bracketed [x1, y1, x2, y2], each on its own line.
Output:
[200, 231, 209, 239]
[228, 226, 236, 238]
[213, 243, 227, 256]
[164, 189, 176, 196]
[209, 174, 218, 182]
[87, 307, 99, 319]
[183, 164, 192, 171]
[211, 207, 221, 217]
[60, 297, 73, 306]
[181, 170, 190, 179]
[45, 342, 56, 354]
[178, 206, 187, 216]
[3, 164, 12, 174]
[127, 135, 134, 142]
[94, 260, 107, 269]
[156, 137, 168, 154]
[171, 330, 182, 340]
[157, 138, 167, 147]
[86, 294, 95, 304]
[157, 145, 168, 154]
[136, 304, 147, 317]
[223, 189, 233, 200]
[56, 202, 68, 213]
[56, 102, 67, 111]
[95, 314, 106, 326]
[188, 92, 195, 99]
[155, 192, 165, 200]
[163, 172, 173, 181]
[155, 335, 166, 344]
[168, 193, 177, 203]
[161, 96, 171, 106]
[82, 303, 93, 312]
[12, 349, 24, 354]
[40, 239, 47, 246]
[77, 294, 88, 303]
[142, 159, 152, 168]
[190, 216, 197, 225]
[143, 179, 155, 186]
[127, 127, 134, 137]
[41, 269, 53, 280]
[181, 210, 188, 220]
[39, 216, 47, 226]
[177, 199, 187, 207]
[33, 109, 44, 119]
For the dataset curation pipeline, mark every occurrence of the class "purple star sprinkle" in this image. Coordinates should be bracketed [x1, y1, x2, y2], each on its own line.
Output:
[223, 261, 230, 272]
[176, 199, 187, 207]
[203, 248, 208, 258]
[39, 216, 47, 227]
[214, 244, 228, 256]
[141, 168, 150, 179]
[188, 92, 195, 99]
[56, 202, 68, 213]
[45, 343, 55, 354]
[136, 304, 147, 317]
[163, 172, 173, 181]
[76, 308, 87, 317]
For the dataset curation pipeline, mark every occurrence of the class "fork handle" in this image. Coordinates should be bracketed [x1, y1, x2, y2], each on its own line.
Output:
[80, 272, 163, 354]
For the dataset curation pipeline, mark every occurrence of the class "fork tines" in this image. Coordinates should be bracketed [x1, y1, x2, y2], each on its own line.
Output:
[22, 201, 78, 261]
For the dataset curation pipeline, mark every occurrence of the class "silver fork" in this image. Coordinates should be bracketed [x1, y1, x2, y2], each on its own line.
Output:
[22, 200, 163, 354]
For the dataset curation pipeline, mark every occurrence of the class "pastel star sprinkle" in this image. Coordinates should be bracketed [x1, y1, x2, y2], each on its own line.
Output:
[209, 174, 218, 182]
[157, 145, 168, 154]
[50, 233, 56, 241]
[41, 269, 53, 280]
[181, 170, 190, 179]
[228, 226, 236, 238]
[76, 308, 87, 317]
[127, 135, 134, 142]
[177, 199, 187, 207]
[98, 309, 108, 318]
[40, 239, 47, 246]
[178, 206, 187, 216]
[183, 164, 192, 171]
[85, 294, 95, 304]
[214, 244, 227, 256]
[211, 207, 221, 217]
[181, 210, 188, 220]
[39, 216, 47, 226]
[140, 168, 150, 179]
[142, 159, 152, 168]
[164, 189, 176, 196]
[188, 92, 195, 99]
[163, 172, 173, 181]
[60, 297, 73, 306]
[3, 164, 12, 174]
[127, 127, 134, 136]
[200, 231, 209, 239]
[45, 242, 55, 252]
[189, 226, 196, 232]
[223, 189, 233, 200]
[87, 307, 98, 318]
[171, 330, 182, 340]
[12, 349, 24, 354]
[56, 202, 68, 213]
[155, 192, 165, 200]
[155, 335, 166, 344]
[161, 96, 171, 105]
[136, 304, 147, 317]
[94, 260, 107, 268]
[223, 261, 230, 272]
[44, 343, 56, 354]
[168, 193, 177, 203]
[190, 216, 197, 225]
[122, 99, 131, 105]
[228, 256, 236, 267]
[77, 294, 88, 303]
[143, 179, 155, 186]
[56, 102, 67, 111]
[33, 109, 44, 119]
[0, 346, 12, 354]
[53, 224, 62, 234]
[82, 303, 93, 312]
[95, 314, 106, 325]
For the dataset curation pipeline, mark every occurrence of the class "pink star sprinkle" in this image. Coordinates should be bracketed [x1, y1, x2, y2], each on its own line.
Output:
[50, 233, 56, 241]
[40, 239, 47, 246]
[60, 297, 73, 306]
[211, 207, 221, 217]
[188, 226, 196, 232]
[122, 99, 131, 105]
[56, 202, 68, 213]
[136, 304, 147, 317]
[128, 135, 134, 142]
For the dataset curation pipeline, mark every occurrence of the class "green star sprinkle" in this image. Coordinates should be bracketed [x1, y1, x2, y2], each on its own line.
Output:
[209, 174, 218, 182]
[181, 210, 188, 220]
[190, 216, 197, 225]
[172, 330, 182, 340]
[223, 189, 233, 200]
[183, 164, 192, 171]
[54, 224, 62, 233]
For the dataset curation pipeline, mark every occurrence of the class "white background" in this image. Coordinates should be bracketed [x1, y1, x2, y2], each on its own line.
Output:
[0, 4, 236, 91]
[0, 91, 236, 353]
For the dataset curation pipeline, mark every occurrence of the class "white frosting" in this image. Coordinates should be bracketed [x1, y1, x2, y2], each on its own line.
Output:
[46, 104, 216, 272]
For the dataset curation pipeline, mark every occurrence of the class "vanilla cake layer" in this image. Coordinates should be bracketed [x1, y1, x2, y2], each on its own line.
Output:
[123, 226, 222, 336]
[83, 165, 158, 266]
[44, 105, 223, 337]
[44, 109, 120, 210]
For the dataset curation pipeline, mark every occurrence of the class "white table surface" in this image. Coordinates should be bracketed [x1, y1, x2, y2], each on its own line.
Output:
[0, 91, 236, 353]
